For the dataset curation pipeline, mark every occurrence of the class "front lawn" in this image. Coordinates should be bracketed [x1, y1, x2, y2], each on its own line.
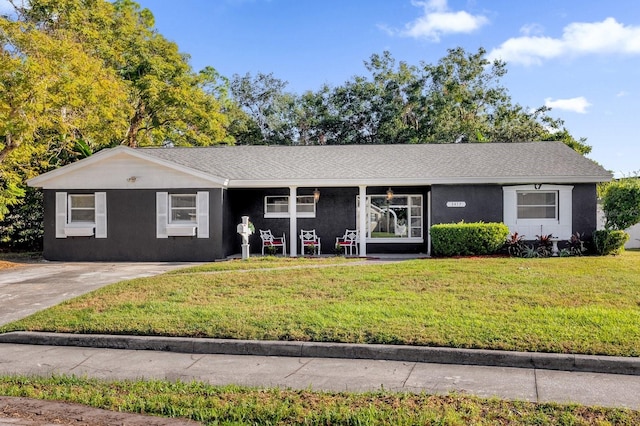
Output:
[2, 252, 640, 356]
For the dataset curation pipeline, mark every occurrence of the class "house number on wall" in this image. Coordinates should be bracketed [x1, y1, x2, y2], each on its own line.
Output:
[446, 201, 466, 208]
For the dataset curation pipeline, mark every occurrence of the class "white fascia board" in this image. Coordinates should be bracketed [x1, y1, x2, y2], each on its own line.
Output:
[27, 146, 229, 188]
[227, 175, 611, 188]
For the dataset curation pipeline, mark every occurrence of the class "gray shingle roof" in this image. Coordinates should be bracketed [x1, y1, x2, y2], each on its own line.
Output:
[140, 142, 611, 186]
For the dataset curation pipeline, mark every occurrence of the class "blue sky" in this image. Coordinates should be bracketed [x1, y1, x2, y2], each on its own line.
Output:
[3, 0, 639, 176]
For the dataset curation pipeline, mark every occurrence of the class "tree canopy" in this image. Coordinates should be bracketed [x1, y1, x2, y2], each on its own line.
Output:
[0, 0, 234, 220]
[230, 48, 591, 154]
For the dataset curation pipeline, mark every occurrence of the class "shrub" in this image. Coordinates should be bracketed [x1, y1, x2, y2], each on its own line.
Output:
[504, 232, 526, 257]
[0, 187, 44, 252]
[593, 229, 629, 256]
[431, 222, 509, 257]
[535, 234, 554, 257]
[601, 178, 640, 230]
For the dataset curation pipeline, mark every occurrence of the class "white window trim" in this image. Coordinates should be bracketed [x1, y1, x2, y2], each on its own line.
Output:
[503, 184, 573, 239]
[55, 192, 107, 238]
[358, 194, 424, 244]
[264, 195, 316, 218]
[157, 191, 209, 238]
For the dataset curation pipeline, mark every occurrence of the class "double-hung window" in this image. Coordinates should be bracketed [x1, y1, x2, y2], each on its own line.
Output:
[69, 194, 96, 223]
[170, 194, 197, 223]
[264, 195, 316, 218]
[517, 191, 558, 220]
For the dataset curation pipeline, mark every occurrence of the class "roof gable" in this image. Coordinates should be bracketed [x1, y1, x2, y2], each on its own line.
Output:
[27, 146, 228, 189]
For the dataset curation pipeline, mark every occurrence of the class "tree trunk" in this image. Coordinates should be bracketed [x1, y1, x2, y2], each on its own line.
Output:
[0, 134, 20, 164]
[124, 102, 145, 148]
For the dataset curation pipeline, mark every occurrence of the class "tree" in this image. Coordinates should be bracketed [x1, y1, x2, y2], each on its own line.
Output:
[230, 72, 292, 144]
[0, 0, 236, 220]
[0, 17, 130, 217]
[10, 0, 230, 148]
[601, 178, 640, 231]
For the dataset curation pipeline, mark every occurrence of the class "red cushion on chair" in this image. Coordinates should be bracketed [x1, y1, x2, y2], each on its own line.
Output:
[272, 239, 283, 244]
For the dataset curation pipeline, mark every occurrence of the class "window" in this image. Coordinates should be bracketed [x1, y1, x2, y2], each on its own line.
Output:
[156, 191, 209, 238]
[264, 195, 316, 218]
[517, 191, 558, 219]
[358, 194, 423, 241]
[55, 192, 107, 238]
[265, 196, 289, 215]
[69, 194, 95, 223]
[170, 194, 197, 223]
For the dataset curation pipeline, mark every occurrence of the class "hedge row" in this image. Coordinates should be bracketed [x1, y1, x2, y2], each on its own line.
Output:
[430, 222, 510, 257]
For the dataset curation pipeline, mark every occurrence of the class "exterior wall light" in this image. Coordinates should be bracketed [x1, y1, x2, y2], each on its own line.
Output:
[386, 187, 394, 201]
[313, 188, 320, 203]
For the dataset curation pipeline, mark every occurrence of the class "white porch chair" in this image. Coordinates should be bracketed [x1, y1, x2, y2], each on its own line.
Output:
[259, 229, 286, 256]
[300, 229, 321, 255]
[336, 229, 358, 256]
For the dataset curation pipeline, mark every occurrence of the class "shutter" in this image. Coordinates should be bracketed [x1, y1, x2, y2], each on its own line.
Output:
[95, 192, 107, 238]
[55, 192, 67, 238]
[558, 186, 574, 239]
[502, 188, 517, 232]
[197, 191, 209, 238]
[156, 192, 168, 238]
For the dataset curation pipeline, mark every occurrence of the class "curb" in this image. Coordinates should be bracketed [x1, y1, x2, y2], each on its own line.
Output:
[1, 331, 639, 376]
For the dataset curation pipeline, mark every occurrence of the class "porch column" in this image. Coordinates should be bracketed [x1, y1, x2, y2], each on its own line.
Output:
[289, 186, 297, 256]
[358, 185, 367, 257]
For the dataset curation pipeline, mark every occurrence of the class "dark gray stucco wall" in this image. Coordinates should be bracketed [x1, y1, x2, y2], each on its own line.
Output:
[571, 183, 598, 238]
[431, 184, 503, 225]
[43, 189, 224, 262]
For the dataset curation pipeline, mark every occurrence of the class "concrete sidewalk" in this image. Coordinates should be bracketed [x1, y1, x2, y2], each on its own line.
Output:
[0, 341, 639, 410]
[0, 333, 639, 410]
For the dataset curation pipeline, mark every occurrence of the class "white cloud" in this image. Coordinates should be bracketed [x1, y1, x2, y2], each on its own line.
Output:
[489, 17, 640, 65]
[544, 97, 591, 114]
[616, 91, 629, 97]
[397, 0, 489, 42]
[519, 23, 544, 37]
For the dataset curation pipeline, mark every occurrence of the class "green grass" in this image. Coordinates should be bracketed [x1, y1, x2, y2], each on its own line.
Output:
[1, 375, 638, 425]
[2, 252, 640, 356]
[168, 255, 359, 273]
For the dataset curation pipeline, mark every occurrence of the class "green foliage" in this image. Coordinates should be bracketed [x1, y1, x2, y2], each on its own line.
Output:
[535, 233, 554, 258]
[504, 232, 526, 257]
[230, 47, 590, 151]
[601, 178, 640, 230]
[430, 222, 510, 256]
[0, 187, 43, 252]
[593, 229, 629, 256]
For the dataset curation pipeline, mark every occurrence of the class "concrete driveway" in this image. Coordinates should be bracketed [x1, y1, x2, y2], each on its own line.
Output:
[0, 262, 198, 326]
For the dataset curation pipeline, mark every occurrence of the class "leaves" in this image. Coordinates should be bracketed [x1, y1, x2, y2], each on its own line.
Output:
[602, 178, 640, 230]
